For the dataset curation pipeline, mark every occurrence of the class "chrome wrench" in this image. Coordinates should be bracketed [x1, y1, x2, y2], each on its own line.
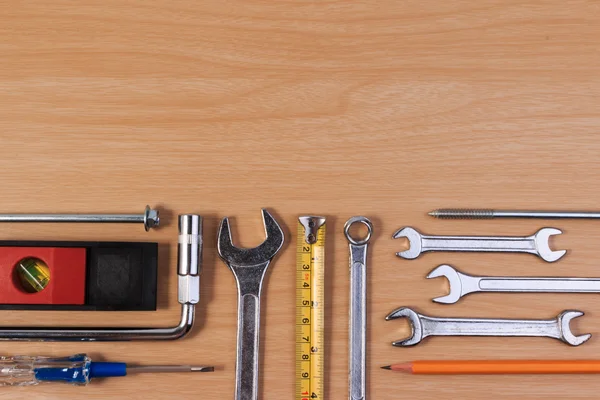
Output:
[429, 264, 600, 304]
[218, 209, 285, 400]
[393, 227, 566, 263]
[345, 216, 373, 400]
[386, 307, 590, 347]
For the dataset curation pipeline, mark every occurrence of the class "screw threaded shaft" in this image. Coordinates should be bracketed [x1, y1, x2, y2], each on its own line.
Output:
[429, 209, 495, 219]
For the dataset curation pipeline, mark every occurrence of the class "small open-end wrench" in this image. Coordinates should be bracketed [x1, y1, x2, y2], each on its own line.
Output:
[393, 227, 566, 263]
[218, 209, 285, 400]
[428, 264, 600, 304]
[345, 216, 373, 400]
[385, 307, 590, 347]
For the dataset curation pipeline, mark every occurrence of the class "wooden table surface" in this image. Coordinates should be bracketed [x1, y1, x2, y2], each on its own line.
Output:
[2, 1, 600, 398]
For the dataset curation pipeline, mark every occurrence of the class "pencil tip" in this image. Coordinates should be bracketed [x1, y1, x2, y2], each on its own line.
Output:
[381, 365, 392, 370]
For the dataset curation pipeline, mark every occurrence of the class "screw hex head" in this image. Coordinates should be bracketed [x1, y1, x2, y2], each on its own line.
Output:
[144, 206, 160, 231]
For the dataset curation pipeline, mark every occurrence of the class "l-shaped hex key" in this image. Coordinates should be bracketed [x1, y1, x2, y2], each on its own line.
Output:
[0, 214, 202, 341]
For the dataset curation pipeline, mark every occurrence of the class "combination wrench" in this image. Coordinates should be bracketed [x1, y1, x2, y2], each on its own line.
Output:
[345, 216, 373, 400]
[386, 307, 591, 347]
[393, 227, 566, 262]
[218, 209, 285, 400]
[428, 264, 600, 304]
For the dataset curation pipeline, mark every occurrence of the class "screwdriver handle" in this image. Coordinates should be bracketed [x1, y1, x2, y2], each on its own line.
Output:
[0, 354, 116, 386]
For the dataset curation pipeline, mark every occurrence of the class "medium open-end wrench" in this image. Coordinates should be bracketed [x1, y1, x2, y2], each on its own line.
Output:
[393, 227, 566, 263]
[385, 307, 590, 347]
[345, 216, 373, 400]
[218, 209, 285, 400]
[428, 264, 600, 304]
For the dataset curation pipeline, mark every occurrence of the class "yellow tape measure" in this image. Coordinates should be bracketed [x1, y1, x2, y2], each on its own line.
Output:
[296, 216, 326, 400]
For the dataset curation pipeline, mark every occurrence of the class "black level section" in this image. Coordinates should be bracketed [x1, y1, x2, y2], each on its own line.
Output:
[0, 241, 158, 311]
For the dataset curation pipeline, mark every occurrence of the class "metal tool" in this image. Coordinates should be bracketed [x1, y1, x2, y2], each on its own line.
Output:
[218, 209, 285, 400]
[393, 226, 566, 263]
[386, 307, 590, 347]
[430, 208, 600, 220]
[296, 216, 326, 400]
[428, 264, 600, 304]
[0, 214, 201, 341]
[0, 206, 159, 231]
[345, 216, 373, 400]
[0, 354, 212, 386]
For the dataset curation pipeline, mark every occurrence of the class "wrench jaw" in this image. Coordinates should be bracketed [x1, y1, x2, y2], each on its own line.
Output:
[217, 209, 285, 268]
[558, 311, 592, 346]
[427, 265, 464, 305]
[533, 228, 567, 263]
[392, 227, 422, 260]
[427, 265, 483, 304]
[385, 307, 424, 347]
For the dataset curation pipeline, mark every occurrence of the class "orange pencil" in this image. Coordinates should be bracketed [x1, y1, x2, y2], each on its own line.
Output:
[382, 360, 600, 375]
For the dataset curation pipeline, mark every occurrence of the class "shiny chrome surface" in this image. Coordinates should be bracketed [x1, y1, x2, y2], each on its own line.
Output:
[428, 264, 600, 304]
[345, 216, 372, 400]
[0, 205, 159, 231]
[218, 209, 285, 400]
[393, 226, 566, 263]
[430, 208, 600, 220]
[386, 307, 590, 347]
[178, 214, 202, 305]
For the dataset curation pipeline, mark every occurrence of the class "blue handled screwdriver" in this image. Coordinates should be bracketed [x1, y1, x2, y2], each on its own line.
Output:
[0, 354, 214, 386]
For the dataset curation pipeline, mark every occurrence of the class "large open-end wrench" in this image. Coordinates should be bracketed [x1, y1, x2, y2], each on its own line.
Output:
[428, 264, 600, 304]
[218, 209, 285, 400]
[393, 227, 566, 262]
[385, 307, 590, 347]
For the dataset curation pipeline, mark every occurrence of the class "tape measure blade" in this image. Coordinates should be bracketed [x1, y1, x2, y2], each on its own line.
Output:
[296, 218, 325, 400]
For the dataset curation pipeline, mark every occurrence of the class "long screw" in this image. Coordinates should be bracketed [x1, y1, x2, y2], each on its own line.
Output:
[0, 205, 159, 231]
[429, 209, 600, 220]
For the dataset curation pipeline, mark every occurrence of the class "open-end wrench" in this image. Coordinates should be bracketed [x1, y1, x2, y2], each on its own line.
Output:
[428, 264, 600, 304]
[218, 209, 285, 400]
[345, 216, 373, 400]
[385, 307, 590, 347]
[393, 227, 566, 263]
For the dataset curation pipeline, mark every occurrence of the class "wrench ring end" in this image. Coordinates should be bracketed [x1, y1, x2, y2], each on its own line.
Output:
[344, 216, 373, 246]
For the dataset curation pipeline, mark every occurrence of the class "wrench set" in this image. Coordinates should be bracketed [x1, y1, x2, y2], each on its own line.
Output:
[388, 213, 600, 352]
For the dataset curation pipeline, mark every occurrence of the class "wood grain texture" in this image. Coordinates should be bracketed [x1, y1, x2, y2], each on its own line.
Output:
[1, 0, 600, 398]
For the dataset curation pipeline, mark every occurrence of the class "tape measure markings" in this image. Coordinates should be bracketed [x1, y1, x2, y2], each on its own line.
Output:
[296, 216, 326, 400]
